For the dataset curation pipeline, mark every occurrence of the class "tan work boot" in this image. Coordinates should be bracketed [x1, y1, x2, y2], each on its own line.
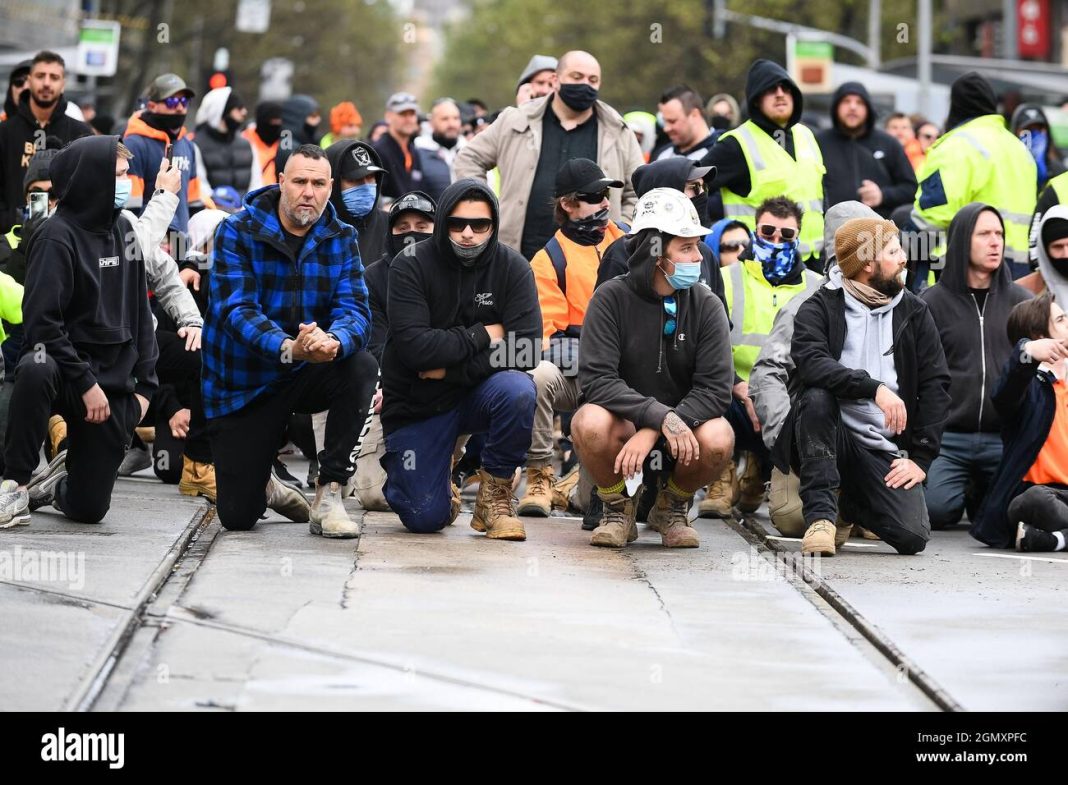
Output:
[737, 452, 766, 514]
[471, 469, 526, 540]
[802, 519, 837, 556]
[854, 526, 881, 540]
[178, 456, 217, 503]
[590, 490, 639, 548]
[448, 482, 462, 526]
[697, 460, 737, 518]
[648, 485, 699, 548]
[309, 481, 360, 538]
[265, 469, 311, 522]
[47, 415, 67, 461]
[517, 465, 554, 517]
[135, 426, 155, 444]
[551, 465, 581, 511]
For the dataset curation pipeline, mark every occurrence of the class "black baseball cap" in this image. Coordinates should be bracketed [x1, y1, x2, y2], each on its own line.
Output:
[389, 191, 436, 225]
[554, 158, 623, 198]
[341, 144, 387, 181]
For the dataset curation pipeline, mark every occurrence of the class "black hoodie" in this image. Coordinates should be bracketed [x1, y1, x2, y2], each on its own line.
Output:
[274, 94, 320, 172]
[380, 178, 542, 432]
[325, 139, 389, 264]
[22, 135, 159, 400]
[595, 157, 726, 310]
[0, 89, 92, 232]
[700, 60, 804, 217]
[815, 82, 917, 219]
[579, 228, 734, 431]
[920, 202, 1031, 433]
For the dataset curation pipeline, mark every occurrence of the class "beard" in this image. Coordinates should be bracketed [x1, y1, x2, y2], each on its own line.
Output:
[281, 195, 321, 228]
[32, 91, 58, 108]
[869, 266, 905, 298]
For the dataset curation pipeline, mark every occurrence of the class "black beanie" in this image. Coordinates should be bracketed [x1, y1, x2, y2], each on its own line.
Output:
[1042, 217, 1068, 249]
[255, 101, 283, 127]
[224, 89, 245, 115]
[23, 147, 62, 192]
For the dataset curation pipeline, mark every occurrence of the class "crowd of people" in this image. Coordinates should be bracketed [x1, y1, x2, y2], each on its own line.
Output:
[1, 46, 1067, 555]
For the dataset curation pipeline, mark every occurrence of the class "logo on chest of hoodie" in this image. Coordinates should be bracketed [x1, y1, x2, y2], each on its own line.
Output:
[474, 292, 494, 307]
[99, 256, 120, 268]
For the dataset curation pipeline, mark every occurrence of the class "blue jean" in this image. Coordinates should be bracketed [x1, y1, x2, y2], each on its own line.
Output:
[924, 430, 1003, 529]
[382, 371, 536, 533]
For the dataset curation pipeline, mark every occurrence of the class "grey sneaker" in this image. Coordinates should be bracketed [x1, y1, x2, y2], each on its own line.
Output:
[265, 468, 311, 522]
[309, 481, 361, 538]
[0, 479, 30, 528]
[28, 450, 67, 512]
[117, 445, 151, 476]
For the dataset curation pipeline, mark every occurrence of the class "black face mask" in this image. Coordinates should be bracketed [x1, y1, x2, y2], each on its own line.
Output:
[561, 207, 609, 246]
[1051, 256, 1068, 278]
[690, 192, 709, 226]
[558, 83, 598, 112]
[142, 111, 186, 133]
[432, 131, 458, 150]
[257, 123, 282, 146]
[389, 230, 432, 258]
[303, 122, 320, 141]
[710, 114, 732, 131]
[223, 114, 242, 134]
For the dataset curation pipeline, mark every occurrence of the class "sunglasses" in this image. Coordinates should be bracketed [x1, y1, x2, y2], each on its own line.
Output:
[759, 224, 797, 241]
[12, 76, 27, 88]
[446, 216, 493, 234]
[162, 95, 190, 110]
[720, 240, 749, 252]
[575, 189, 609, 204]
[663, 296, 677, 336]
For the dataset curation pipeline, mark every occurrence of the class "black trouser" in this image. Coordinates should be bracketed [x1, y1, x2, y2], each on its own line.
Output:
[1007, 485, 1068, 536]
[4, 353, 140, 523]
[208, 351, 378, 531]
[152, 328, 211, 470]
[793, 388, 929, 555]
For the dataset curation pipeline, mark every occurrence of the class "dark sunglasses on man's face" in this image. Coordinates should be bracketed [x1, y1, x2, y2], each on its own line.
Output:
[575, 189, 609, 204]
[759, 224, 796, 241]
[446, 216, 493, 234]
[12, 76, 27, 88]
[163, 95, 190, 110]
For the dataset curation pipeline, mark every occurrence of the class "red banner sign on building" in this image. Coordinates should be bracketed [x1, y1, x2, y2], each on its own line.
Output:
[1018, 0, 1051, 59]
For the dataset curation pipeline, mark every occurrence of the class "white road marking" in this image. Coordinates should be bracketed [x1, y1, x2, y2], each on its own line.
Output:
[973, 552, 1068, 564]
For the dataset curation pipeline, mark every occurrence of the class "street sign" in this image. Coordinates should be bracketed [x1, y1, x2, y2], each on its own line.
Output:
[75, 20, 120, 77]
[789, 38, 834, 93]
[236, 0, 272, 33]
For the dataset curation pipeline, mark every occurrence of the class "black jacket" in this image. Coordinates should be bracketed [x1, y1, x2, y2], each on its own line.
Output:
[23, 135, 158, 400]
[777, 284, 950, 473]
[920, 203, 1031, 433]
[815, 82, 917, 219]
[0, 91, 92, 232]
[579, 229, 734, 430]
[325, 139, 389, 264]
[274, 94, 320, 173]
[700, 59, 805, 220]
[195, 123, 254, 194]
[381, 179, 542, 432]
[373, 132, 425, 200]
[595, 158, 726, 310]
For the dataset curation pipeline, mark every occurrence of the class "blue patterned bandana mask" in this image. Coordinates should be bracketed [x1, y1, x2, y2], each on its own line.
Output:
[752, 235, 798, 283]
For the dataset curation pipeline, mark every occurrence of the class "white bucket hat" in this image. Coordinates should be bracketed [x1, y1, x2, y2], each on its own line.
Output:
[628, 187, 712, 238]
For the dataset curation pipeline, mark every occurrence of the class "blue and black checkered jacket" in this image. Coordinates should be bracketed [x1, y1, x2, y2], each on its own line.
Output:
[202, 185, 371, 418]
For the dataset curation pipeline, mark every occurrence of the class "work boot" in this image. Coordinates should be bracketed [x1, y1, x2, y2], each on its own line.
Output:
[551, 465, 580, 511]
[309, 481, 360, 538]
[134, 426, 156, 444]
[449, 482, 462, 526]
[854, 526, 881, 540]
[802, 519, 837, 556]
[581, 492, 603, 531]
[648, 485, 699, 548]
[265, 468, 311, 522]
[178, 456, 217, 503]
[737, 452, 766, 514]
[517, 465, 554, 517]
[471, 469, 526, 540]
[47, 415, 67, 461]
[589, 490, 639, 548]
[697, 460, 737, 518]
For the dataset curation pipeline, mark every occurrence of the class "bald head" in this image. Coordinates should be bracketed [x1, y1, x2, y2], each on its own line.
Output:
[557, 50, 601, 88]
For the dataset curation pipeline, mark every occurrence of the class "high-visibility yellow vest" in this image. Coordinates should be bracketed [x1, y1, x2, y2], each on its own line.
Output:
[912, 114, 1037, 267]
[719, 120, 826, 262]
[1050, 170, 1068, 204]
[722, 259, 821, 380]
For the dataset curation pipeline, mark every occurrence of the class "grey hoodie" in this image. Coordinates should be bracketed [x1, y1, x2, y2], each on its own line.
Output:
[1035, 203, 1068, 304]
[749, 201, 879, 448]
[832, 265, 903, 451]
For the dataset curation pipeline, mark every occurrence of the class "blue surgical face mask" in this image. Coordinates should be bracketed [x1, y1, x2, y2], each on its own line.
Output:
[114, 178, 132, 209]
[1021, 129, 1049, 182]
[661, 258, 702, 290]
[752, 235, 798, 283]
[342, 183, 376, 218]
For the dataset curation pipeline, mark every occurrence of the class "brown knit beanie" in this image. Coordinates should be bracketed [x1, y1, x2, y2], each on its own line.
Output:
[834, 218, 901, 278]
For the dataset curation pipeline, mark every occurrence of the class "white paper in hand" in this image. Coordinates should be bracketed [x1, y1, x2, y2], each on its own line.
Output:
[624, 470, 643, 497]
